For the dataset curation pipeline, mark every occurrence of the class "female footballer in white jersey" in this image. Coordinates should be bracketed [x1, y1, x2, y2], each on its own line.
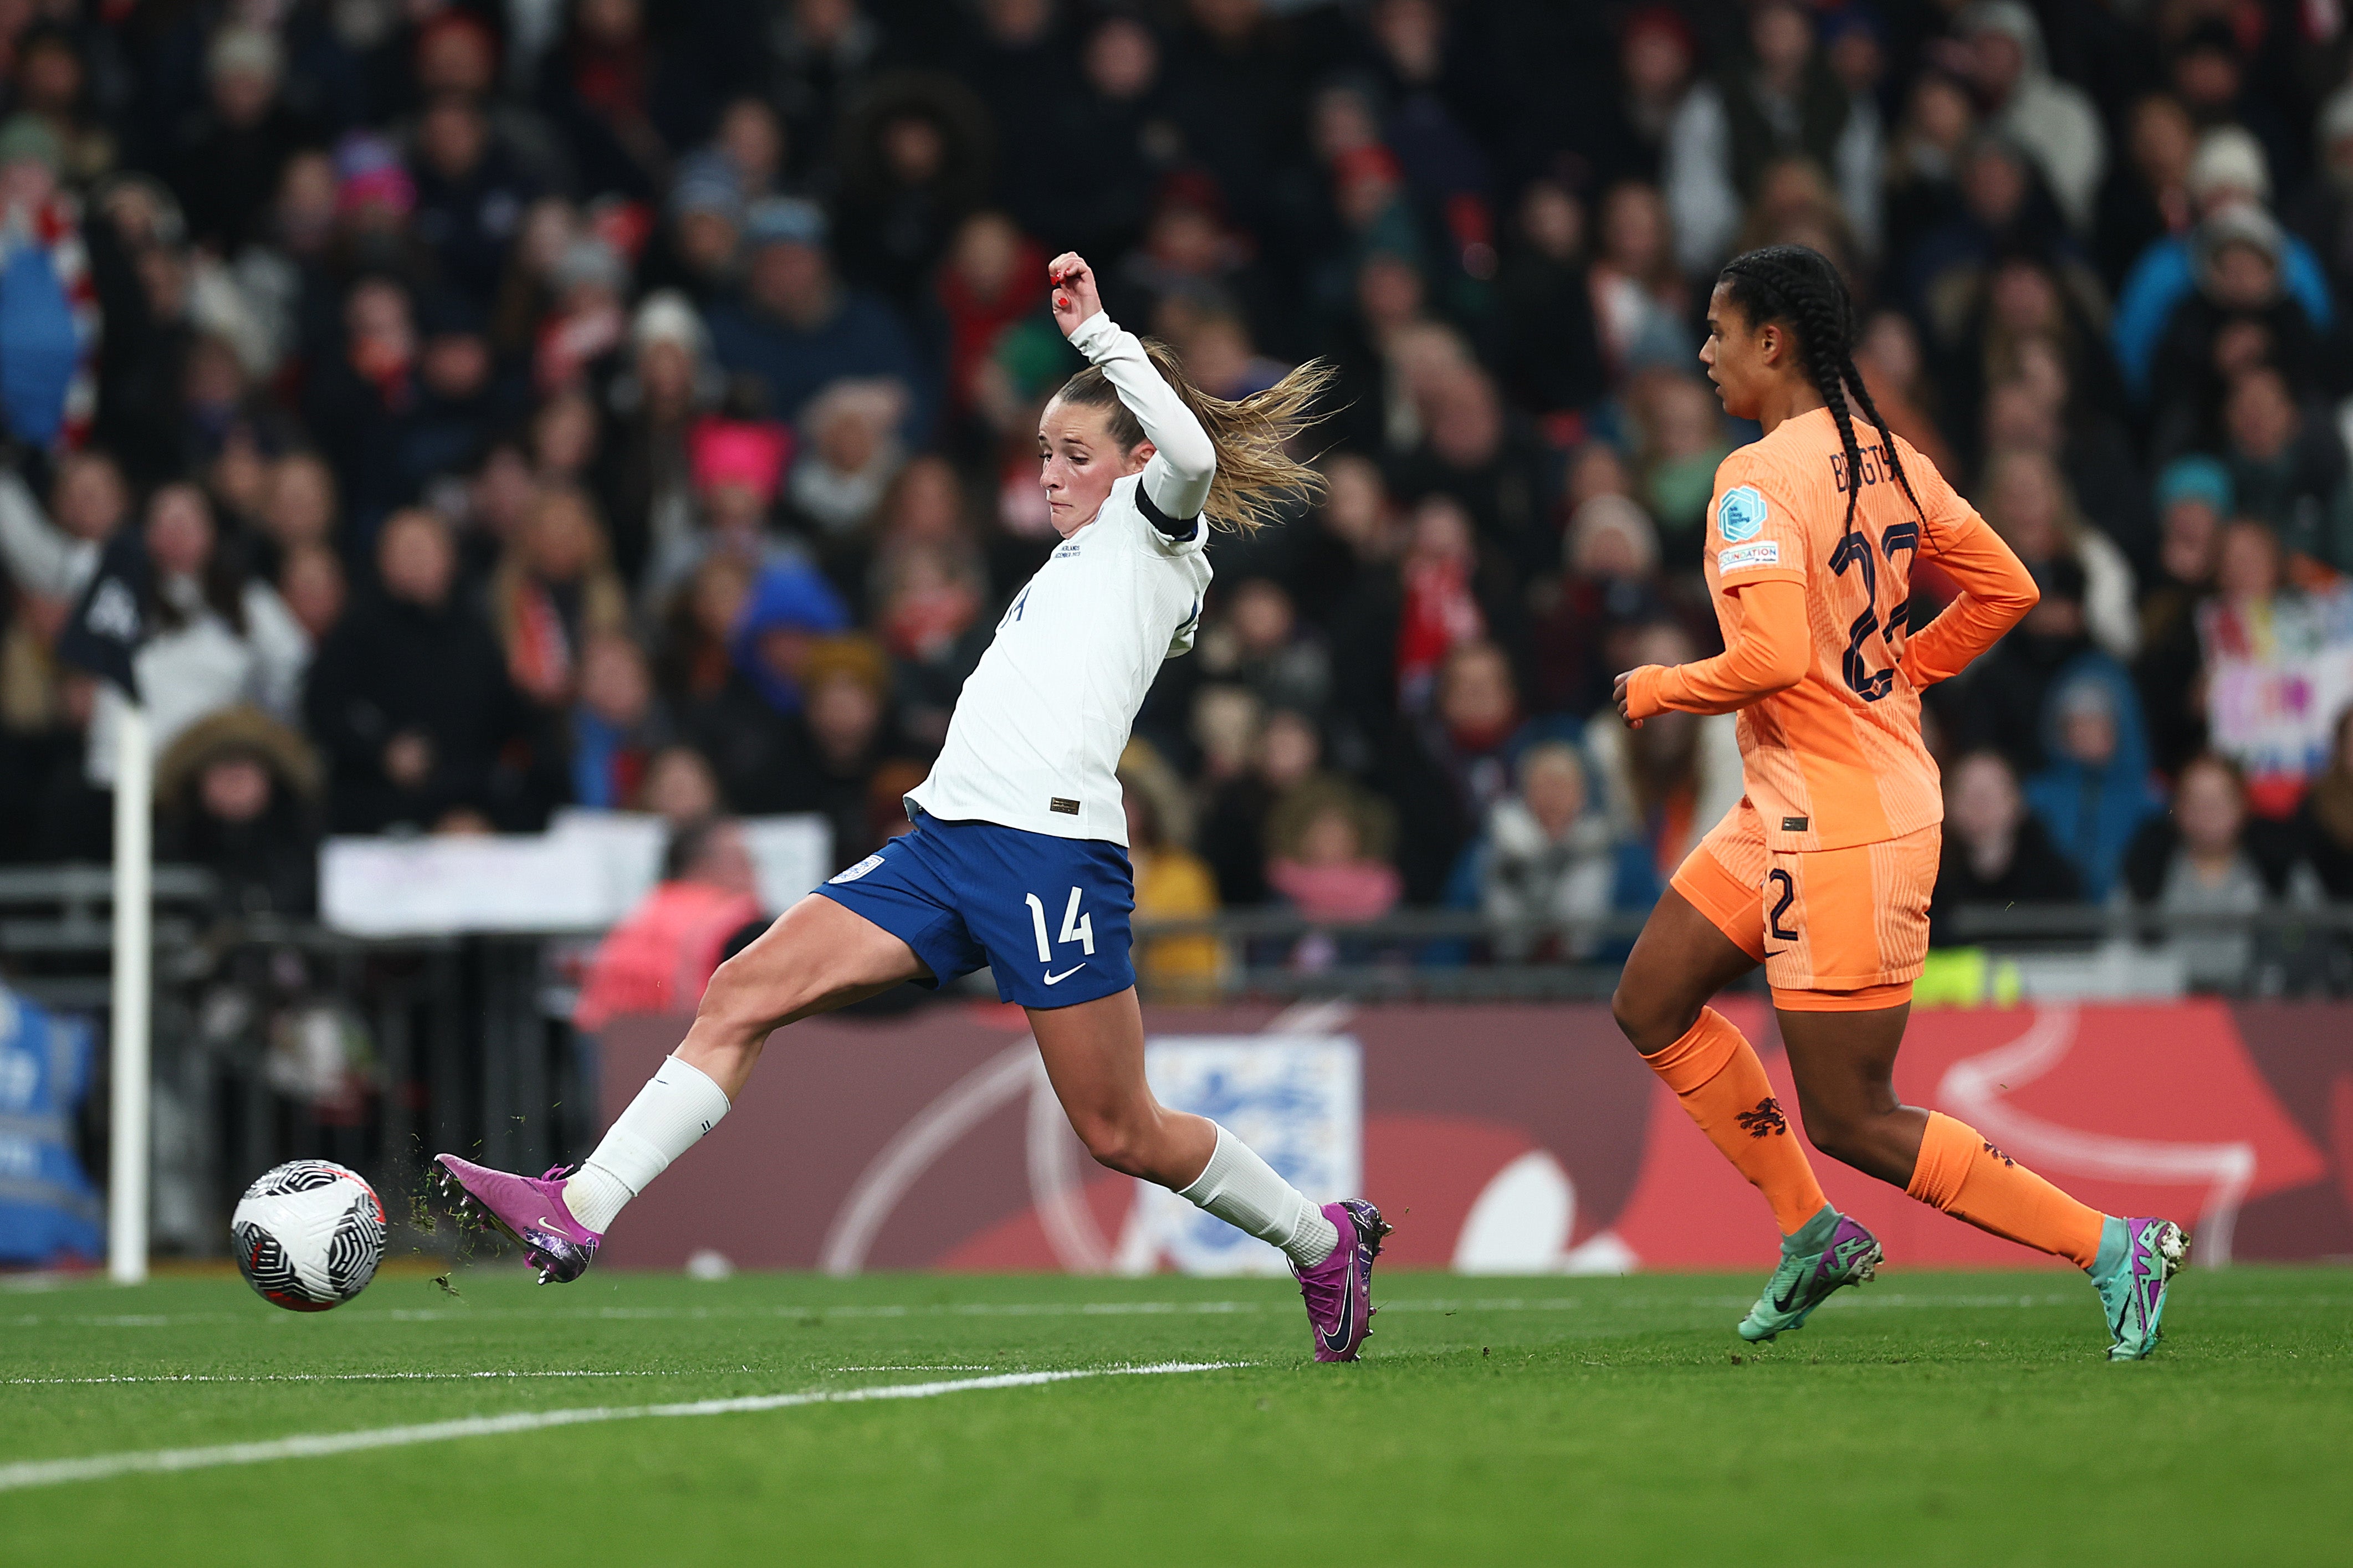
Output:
[436, 257, 1394, 1360]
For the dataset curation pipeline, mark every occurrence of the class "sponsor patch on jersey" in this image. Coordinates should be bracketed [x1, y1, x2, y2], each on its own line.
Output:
[1717, 484, 1768, 542]
[1718, 540, 1782, 573]
[828, 854, 886, 884]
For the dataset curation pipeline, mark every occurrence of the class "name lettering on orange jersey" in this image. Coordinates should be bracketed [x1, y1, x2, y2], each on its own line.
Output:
[1829, 440, 1895, 493]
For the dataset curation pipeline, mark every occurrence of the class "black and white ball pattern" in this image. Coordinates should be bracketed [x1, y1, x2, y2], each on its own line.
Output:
[231, 1160, 386, 1311]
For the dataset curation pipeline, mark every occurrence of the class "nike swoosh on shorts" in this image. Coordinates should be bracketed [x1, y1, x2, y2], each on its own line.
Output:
[1043, 964, 1088, 985]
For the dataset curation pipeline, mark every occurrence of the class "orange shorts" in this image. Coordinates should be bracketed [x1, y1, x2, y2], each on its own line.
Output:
[1668, 801, 1940, 1011]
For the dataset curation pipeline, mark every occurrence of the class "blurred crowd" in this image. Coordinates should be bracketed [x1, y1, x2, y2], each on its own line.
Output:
[4, 0, 2353, 996]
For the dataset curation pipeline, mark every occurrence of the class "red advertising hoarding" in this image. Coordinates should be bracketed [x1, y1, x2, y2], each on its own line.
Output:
[597, 999, 2350, 1273]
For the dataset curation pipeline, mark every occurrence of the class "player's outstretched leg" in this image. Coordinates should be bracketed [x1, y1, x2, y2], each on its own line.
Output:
[1782, 1010, 2190, 1359]
[1031, 990, 1389, 1361]
[433, 896, 923, 1282]
[1909, 1110, 2191, 1360]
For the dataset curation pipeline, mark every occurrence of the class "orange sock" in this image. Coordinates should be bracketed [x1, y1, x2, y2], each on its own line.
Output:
[1906, 1111, 2106, 1269]
[1646, 1008, 1828, 1236]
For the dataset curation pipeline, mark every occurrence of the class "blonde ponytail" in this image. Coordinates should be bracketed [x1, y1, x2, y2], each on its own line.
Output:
[1056, 339, 1338, 534]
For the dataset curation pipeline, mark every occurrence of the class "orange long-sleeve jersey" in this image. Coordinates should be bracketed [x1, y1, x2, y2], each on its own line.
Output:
[1624, 407, 2037, 852]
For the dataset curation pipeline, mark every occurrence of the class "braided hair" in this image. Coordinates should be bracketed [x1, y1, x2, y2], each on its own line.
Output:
[1715, 245, 1920, 535]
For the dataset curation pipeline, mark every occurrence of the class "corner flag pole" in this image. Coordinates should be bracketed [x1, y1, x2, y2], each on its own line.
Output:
[106, 701, 151, 1284]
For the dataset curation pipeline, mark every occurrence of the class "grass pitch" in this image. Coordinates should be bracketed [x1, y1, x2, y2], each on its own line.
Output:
[2, 1263, 2347, 1566]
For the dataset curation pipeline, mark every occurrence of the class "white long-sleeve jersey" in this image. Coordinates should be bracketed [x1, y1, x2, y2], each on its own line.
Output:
[906, 312, 1215, 847]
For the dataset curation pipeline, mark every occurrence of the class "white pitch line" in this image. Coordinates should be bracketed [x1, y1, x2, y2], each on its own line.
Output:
[0, 1362, 1243, 1493]
[5, 1370, 685, 1387]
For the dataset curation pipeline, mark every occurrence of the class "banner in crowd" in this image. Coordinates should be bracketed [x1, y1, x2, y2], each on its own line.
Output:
[2203, 585, 2353, 810]
[597, 998, 2350, 1275]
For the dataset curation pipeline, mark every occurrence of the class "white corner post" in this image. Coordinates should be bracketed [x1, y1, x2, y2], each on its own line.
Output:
[108, 701, 152, 1284]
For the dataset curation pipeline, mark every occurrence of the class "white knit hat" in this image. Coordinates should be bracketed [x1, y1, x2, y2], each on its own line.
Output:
[2187, 126, 2270, 204]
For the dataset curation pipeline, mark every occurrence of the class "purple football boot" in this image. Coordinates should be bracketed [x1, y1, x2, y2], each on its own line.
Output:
[1293, 1200, 1392, 1362]
[431, 1154, 601, 1284]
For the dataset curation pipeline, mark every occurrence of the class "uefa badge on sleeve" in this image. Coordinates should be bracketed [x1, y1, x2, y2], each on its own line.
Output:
[1718, 485, 1767, 543]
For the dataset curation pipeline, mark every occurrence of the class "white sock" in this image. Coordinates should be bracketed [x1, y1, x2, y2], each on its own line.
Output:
[1176, 1123, 1341, 1268]
[562, 1055, 732, 1233]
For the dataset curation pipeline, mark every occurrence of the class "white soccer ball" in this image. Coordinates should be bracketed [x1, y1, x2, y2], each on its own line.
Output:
[231, 1160, 386, 1311]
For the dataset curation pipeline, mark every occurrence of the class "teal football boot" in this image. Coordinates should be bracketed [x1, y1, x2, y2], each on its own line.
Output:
[1737, 1205, 1882, 1342]
[2090, 1216, 2189, 1361]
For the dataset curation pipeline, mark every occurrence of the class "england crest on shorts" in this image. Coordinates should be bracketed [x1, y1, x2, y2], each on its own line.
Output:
[1718, 485, 1767, 542]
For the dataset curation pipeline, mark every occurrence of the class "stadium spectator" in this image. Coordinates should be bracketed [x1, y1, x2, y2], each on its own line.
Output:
[2123, 752, 2321, 993]
[2196, 520, 2353, 818]
[569, 632, 662, 811]
[640, 744, 726, 829]
[2095, 94, 2197, 294]
[171, 25, 311, 255]
[789, 377, 908, 538]
[410, 91, 544, 309]
[1389, 639, 1539, 905]
[154, 705, 321, 920]
[790, 634, 899, 868]
[832, 73, 994, 314]
[643, 416, 795, 608]
[1531, 493, 1664, 720]
[573, 816, 765, 1033]
[1199, 705, 1329, 910]
[1119, 739, 1224, 997]
[2148, 207, 2326, 461]
[685, 558, 851, 813]
[1584, 619, 1744, 890]
[2216, 365, 2353, 575]
[2112, 126, 2333, 402]
[492, 488, 630, 710]
[2022, 661, 2163, 903]
[303, 509, 533, 833]
[273, 530, 343, 632]
[1951, 2, 2105, 234]
[873, 532, 990, 752]
[704, 197, 929, 437]
[2136, 457, 2229, 773]
[1465, 740, 1642, 961]
[1199, 577, 1329, 721]
[88, 483, 308, 786]
[1663, 0, 1877, 278]
[1587, 181, 1687, 380]
[1494, 180, 1605, 421]
[1265, 776, 1403, 966]
[1980, 448, 2137, 661]
[1930, 749, 2080, 946]
[2296, 709, 2353, 899]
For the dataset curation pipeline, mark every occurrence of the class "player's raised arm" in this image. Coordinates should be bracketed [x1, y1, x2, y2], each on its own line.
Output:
[1049, 252, 1216, 521]
[1045, 252, 1333, 536]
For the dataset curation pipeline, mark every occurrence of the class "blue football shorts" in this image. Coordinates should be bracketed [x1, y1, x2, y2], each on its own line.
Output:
[815, 810, 1137, 1009]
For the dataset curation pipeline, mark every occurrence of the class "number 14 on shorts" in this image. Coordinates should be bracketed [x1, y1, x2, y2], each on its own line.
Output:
[1024, 887, 1096, 974]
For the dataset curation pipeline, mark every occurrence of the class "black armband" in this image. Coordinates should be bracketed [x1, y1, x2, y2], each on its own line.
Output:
[1136, 484, 1199, 541]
